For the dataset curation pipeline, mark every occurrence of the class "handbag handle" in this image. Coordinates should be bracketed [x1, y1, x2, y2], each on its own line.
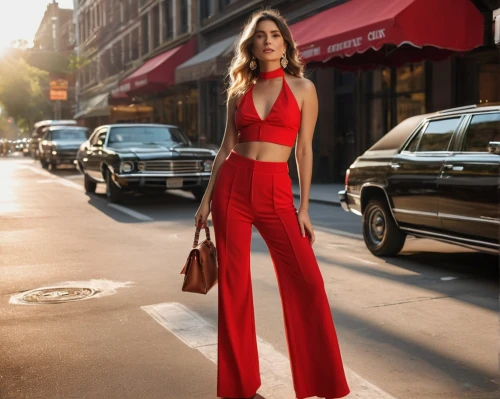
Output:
[193, 225, 211, 248]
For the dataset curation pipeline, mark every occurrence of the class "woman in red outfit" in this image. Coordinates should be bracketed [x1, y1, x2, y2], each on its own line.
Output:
[194, 8, 350, 399]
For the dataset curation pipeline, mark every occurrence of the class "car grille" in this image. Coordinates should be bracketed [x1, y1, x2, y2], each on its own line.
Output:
[58, 150, 78, 160]
[143, 160, 202, 173]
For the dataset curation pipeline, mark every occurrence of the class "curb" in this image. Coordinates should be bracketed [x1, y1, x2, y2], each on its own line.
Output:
[292, 193, 341, 207]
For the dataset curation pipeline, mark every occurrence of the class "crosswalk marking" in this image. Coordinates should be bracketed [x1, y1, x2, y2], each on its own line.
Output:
[142, 302, 398, 399]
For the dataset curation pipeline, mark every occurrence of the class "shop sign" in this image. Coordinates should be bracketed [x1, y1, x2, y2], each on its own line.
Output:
[301, 26, 390, 59]
[50, 78, 69, 90]
[49, 76, 68, 101]
[50, 90, 67, 101]
[301, 47, 321, 58]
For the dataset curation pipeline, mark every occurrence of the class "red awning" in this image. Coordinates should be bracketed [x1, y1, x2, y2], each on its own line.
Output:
[290, 0, 484, 69]
[117, 38, 196, 96]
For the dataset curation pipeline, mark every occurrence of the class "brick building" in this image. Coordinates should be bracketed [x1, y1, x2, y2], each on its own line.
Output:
[74, 0, 499, 182]
[34, 1, 76, 119]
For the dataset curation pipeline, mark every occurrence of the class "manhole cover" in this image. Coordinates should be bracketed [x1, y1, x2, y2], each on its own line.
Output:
[19, 287, 98, 304]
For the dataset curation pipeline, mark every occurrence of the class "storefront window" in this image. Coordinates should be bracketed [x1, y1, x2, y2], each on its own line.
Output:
[368, 63, 426, 145]
[395, 63, 426, 124]
[396, 92, 426, 124]
[396, 64, 425, 93]
[368, 68, 391, 145]
[369, 97, 391, 145]
[372, 68, 391, 94]
[479, 64, 500, 104]
[162, 89, 199, 142]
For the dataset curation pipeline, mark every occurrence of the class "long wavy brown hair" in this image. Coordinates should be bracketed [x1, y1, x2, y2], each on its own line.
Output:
[226, 8, 304, 100]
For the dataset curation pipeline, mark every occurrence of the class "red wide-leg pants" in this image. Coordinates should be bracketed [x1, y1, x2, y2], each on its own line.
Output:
[211, 150, 350, 399]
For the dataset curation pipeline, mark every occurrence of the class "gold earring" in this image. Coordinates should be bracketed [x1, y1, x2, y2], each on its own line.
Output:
[249, 55, 257, 71]
[281, 52, 288, 69]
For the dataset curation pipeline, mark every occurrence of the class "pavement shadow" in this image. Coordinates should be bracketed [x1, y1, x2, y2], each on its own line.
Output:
[47, 165, 80, 175]
[84, 191, 201, 224]
[315, 253, 497, 313]
[383, 250, 498, 281]
[250, 273, 499, 396]
[329, 303, 500, 397]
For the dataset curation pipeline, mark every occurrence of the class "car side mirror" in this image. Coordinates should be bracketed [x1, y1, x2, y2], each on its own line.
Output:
[487, 141, 500, 154]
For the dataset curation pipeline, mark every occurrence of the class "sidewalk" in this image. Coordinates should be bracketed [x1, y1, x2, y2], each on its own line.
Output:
[292, 183, 344, 206]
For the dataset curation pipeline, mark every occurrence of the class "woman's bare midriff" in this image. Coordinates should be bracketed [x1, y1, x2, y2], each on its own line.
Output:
[232, 141, 292, 162]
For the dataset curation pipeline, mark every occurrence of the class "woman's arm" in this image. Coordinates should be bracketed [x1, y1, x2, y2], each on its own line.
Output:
[199, 95, 239, 205]
[295, 78, 318, 243]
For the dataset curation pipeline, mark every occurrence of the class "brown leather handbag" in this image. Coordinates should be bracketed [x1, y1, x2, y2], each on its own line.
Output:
[180, 225, 218, 294]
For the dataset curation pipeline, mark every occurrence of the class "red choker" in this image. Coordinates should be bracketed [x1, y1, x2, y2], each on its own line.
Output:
[258, 68, 285, 79]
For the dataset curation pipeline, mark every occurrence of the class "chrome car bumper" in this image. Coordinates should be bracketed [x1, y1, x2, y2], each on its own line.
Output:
[338, 190, 350, 212]
[113, 172, 211, 191]
[115, 172, 211, 178]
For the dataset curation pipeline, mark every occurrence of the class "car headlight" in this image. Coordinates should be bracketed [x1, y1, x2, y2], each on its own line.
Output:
[52, 151, 57, 155]
[137, 161, 146, 171]
[203, 160, 213, 171]
[120, 161, 134, 173]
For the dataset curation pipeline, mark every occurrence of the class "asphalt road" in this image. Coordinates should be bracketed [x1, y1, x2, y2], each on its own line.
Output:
[1, 155, 498, 399]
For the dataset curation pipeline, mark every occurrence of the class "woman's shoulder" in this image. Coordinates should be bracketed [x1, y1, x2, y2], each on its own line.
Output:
[285, 74, 317, 103]
[285, 74, 315, 92]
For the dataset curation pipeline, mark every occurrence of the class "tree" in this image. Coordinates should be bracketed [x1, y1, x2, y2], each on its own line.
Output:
[0, 52, 52, 132]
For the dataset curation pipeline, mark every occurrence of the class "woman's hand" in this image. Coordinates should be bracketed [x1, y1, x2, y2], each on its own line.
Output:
[194, 199, 211, 228]
[297, 208, 315, 245]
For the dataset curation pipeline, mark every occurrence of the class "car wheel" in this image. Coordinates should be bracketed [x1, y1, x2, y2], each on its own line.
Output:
[84, 173, 97, 193]
[50, 161, 57, 170]
[40, 159, 48, 169]
[191, 187, 205, 202]
[105, 169, 124, 203]
[362, 198, 406, 257]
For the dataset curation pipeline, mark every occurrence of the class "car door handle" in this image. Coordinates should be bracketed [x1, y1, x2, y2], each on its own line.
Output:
[443, 164, 464, 171]
[391, 163, 401, 169]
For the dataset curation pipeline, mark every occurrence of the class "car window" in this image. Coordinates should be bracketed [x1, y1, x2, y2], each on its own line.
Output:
[462, 113, 500, 152]
[403, 125, 425, 152]
[417, 118, 461, 152]
[51, 129, 88, 141]
[90, 129, 107, 146]
[107, 126, 189, 147]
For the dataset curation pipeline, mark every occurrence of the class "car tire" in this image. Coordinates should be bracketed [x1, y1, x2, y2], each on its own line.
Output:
[50, 161, 57, 170]
[84, 173, 97, 193]
[362, 198, 406, 257]
[191, 187, 205, 202]
[40, 159, 48, 169]
[105, 169, 124, 203]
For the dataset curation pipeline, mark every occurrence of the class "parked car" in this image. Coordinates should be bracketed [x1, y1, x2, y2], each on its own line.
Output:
[29, 120, 77, 159]
[13, 138, 30, 156]
[76, 124, 216, 203]
[338, 104, 500, 256]
[39, 126, 90, 169]
[0, 138, 9, 156]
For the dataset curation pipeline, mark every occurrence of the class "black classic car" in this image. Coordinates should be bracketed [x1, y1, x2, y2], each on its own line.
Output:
[39, 126, 90, 169]
[339, 104, 500, 256]
[29, 120, 77, 159]
[76, 124, 215, 203]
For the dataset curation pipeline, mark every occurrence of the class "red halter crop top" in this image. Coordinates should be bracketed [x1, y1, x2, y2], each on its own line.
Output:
[235, 68, 301, 147]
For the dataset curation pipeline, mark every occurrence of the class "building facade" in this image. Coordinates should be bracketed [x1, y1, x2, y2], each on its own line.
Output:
[74, 0, 197, 130]
[300, 0, 499, 183]
[74, 0, 500, 182]
[34, 1, 76, 119]
[34, 1, 74, 54]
